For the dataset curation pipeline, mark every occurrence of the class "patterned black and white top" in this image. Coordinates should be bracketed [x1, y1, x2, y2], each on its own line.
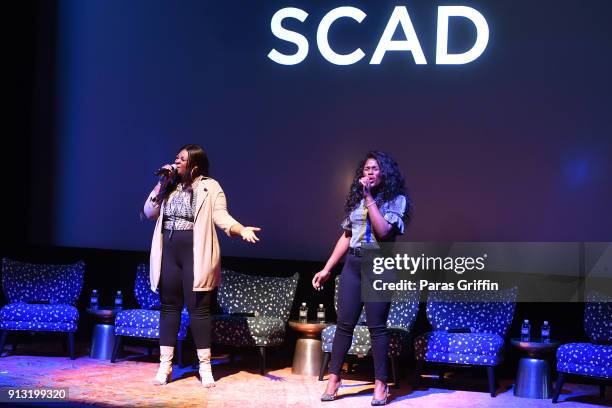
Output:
[162, 184, 197, 231]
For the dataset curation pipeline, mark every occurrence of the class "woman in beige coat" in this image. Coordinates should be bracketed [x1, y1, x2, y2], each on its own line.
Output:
[143, 144, 260, 387]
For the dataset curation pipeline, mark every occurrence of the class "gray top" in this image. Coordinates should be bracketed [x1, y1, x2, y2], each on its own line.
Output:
[341, 195, 407, 248]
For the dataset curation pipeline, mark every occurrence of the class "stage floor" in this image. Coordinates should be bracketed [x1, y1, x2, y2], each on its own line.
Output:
[0, 344, 609, 407]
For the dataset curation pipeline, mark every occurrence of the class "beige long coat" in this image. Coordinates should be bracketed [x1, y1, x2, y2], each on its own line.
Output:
[143, 177, 238, 292]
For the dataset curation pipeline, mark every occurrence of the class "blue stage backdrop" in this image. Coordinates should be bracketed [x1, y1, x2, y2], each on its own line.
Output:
[45, 0, 612, 260]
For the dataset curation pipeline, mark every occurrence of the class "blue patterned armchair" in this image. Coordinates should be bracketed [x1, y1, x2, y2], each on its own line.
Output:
[212, 269, 299, 374]
[553, 291, 611, 403]
[0, 258, 85, 360]
[414, 287, 517, 397]
[111, 264, 189, 365]
[318, 276, 420, 387]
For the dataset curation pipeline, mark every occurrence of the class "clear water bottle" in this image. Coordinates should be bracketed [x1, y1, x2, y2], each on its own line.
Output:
[541, 320, 550, 343]
[114, 290, 123, 310]
[299, 302, 308, 323]
[90, 289, 98, 310]
[316, 304, 326, 323]
[521, 319, 531, 342]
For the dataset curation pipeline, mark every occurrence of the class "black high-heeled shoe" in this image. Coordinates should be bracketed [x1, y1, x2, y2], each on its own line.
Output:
[371, 385, 390, 406]
[320, 380, 342, 401]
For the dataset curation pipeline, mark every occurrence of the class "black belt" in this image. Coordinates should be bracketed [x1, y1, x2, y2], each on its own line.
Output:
[348, 247, 364, 257]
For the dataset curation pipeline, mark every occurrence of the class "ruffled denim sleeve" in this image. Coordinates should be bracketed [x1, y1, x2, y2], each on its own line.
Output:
[340, 216, 351, 231]
[381, 195, 407, 235]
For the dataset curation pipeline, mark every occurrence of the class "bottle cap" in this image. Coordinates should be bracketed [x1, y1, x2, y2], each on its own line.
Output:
[93, 289, 97, 293]
[524, 319, 528, 323]
[301, 302, 306, 306]
[543, 320, 548, 324]
[117, 291, 122, 294]
[319, 304, 323, 307]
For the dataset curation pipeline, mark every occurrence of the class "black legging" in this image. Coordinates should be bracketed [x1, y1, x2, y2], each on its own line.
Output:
[328, 253, 391, 382]
[159, 229, 211, 349]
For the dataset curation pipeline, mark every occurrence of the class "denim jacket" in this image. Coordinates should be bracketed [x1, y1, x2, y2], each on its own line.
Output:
[341, 195, 407, 248]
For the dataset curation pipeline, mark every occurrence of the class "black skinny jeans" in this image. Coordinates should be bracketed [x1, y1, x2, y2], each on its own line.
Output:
[328, 253, 391, 382]
[159, 230, 212, 349]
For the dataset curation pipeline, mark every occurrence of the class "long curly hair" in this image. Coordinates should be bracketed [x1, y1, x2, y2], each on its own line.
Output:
[344, 151, 411, 221]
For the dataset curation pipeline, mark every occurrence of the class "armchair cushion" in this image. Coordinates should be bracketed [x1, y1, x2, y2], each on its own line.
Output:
[414, 330, 505, 366]
[114, 308, 189, 340]
[416, 288, 517, 367]
[212, 315, 286, 347]
[0, 303, 79, 332]
[557, 343, 611, 378]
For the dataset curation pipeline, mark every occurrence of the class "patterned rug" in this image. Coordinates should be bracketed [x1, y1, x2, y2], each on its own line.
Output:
[0, 346, 609, 407]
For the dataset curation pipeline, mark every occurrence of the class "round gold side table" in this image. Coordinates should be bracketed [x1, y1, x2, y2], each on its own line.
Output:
[288, 320, 330, 376]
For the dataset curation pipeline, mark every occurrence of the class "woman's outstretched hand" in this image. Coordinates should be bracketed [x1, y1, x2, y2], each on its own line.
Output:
[312, 269, 331, 291]
[240, 226, 261, 243]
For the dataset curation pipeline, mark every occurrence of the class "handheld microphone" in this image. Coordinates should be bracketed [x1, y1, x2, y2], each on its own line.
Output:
[154, 163, 178, 177]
